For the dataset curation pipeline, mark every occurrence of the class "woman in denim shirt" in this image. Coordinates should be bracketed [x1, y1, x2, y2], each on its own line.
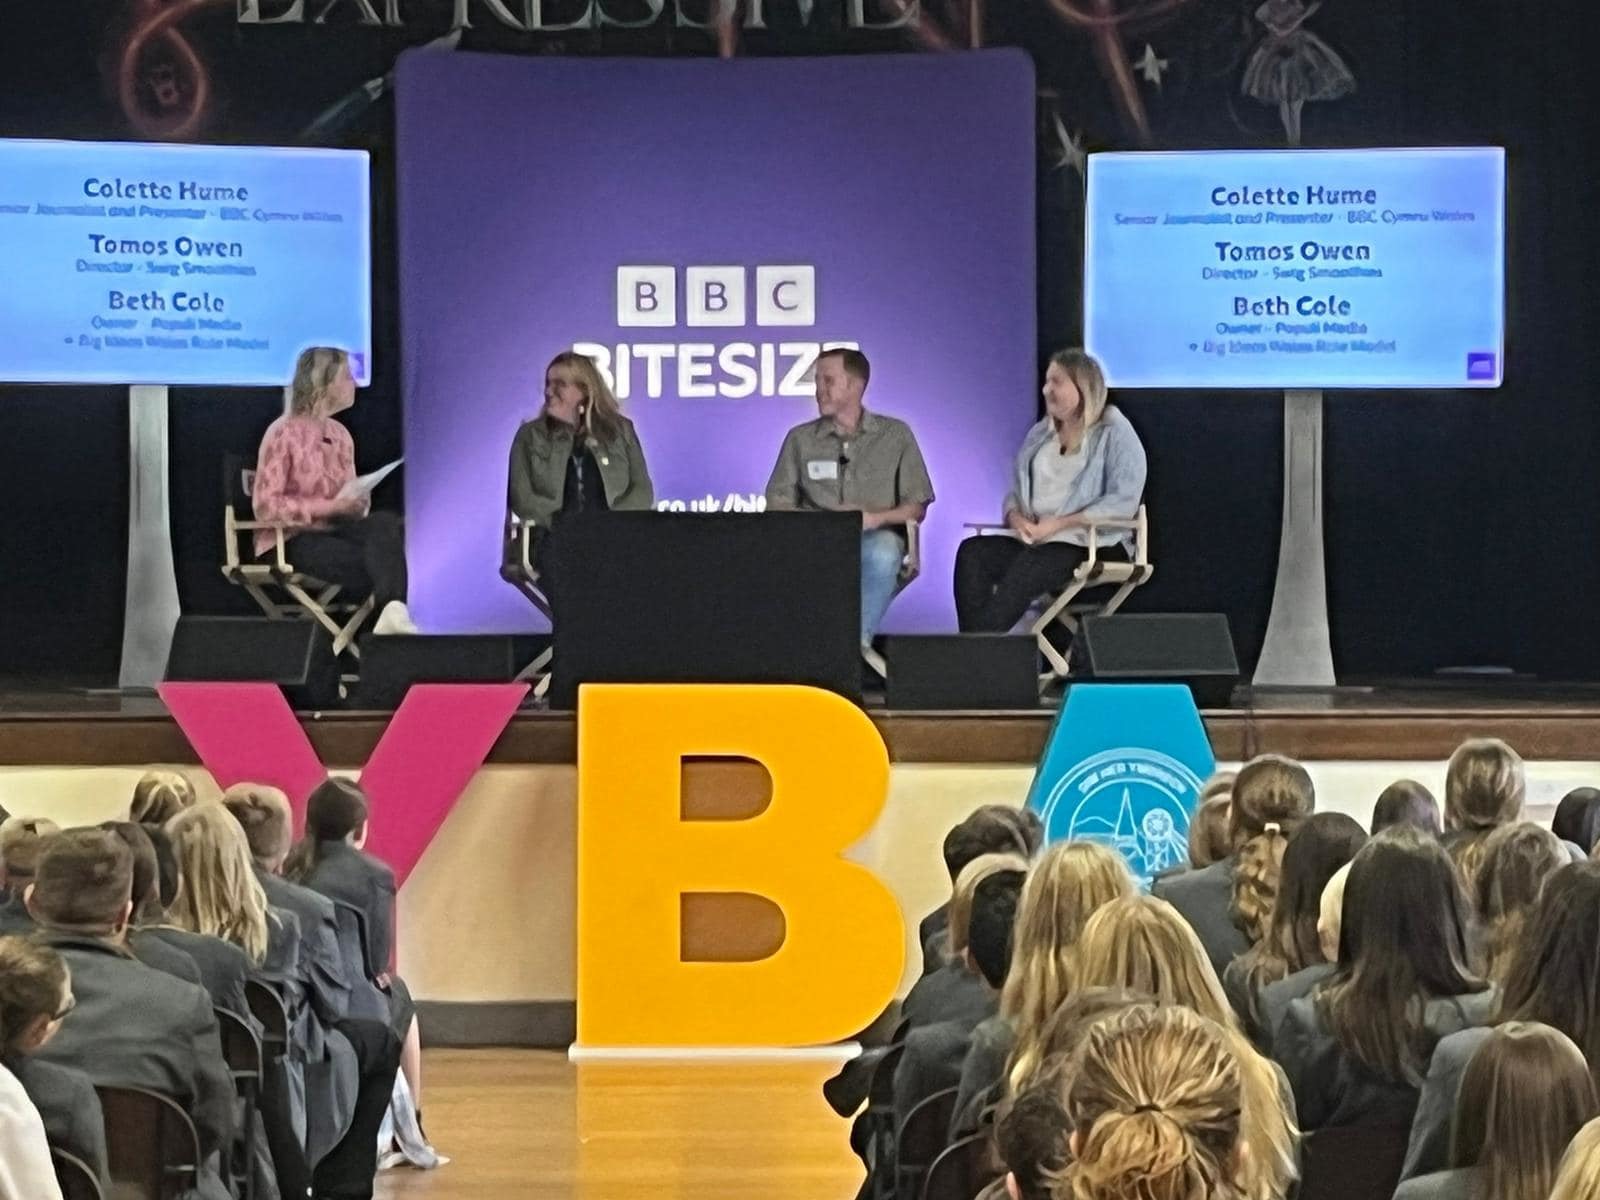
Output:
[954, 349, 1147, 632]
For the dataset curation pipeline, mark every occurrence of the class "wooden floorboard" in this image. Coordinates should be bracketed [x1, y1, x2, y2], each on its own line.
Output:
[375, 1049, 863, 1200]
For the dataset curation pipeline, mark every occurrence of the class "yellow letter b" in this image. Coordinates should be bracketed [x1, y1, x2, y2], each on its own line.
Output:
[576, 684, 905, 1048]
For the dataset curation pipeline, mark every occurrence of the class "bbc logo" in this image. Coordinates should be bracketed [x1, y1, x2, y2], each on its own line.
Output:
[616, 265, 816, 328]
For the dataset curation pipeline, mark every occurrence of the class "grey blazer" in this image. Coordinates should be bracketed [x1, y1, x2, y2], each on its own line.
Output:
[5, 1055, 108, 1188]
[1393, 1167, 1481, 1200]
[951, 1014, 1014, 1139]
[33, 935, 235, 1200]
[299, 842, 397, 977]
[1400, 1027, 1491, 1181]
[138, 926, 253, 1023]
[1151, 857, 1250, 976]
[0, 894, 32, 936]
[259, 869, 352, 1055]
[919, 904, 951, 976]
[893, 1013, 992, 1132]
[1260, 963, 1335, 1052]
[900, 962, 995, 1032]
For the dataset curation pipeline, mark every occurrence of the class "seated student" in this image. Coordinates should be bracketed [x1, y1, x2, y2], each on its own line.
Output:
[984, 1080, 1069, 1200]
[0, 936, 107, 1188]
[1403, 861, 1600, 1180]
[764, 346, 935, 648]
[1372, 778, 1442, 837]
[1275, 827, 1492, 1135]
[129, 768, 197, 827]
[1473, 822, 1566, 986]
[1254, 859, 1353, 1050]
[23, 829, 235, 1200]
[0, 817, 58, 934]
[222, 784, 402, 1197]
[1554, 787, 1600, 858]
[1154, 753, 1315, 976]
[1440, 738, 1580, 883]
[1553, 1117, 1600, 1200]
[1001, 841, 1134, 1095]
[892, 868, 1025, 1128]
[920, 805, 1042, 976]
[1072, 894, 1300, 1200]
[1154, 774, 1236, 885]
[101, 821, 248, 1019]
[1054, 1005, 1248, 1200]
[1224, 812, 1367, 1049]
[1395, 1022, 1597, 1200]
[902, 853, 1029, 1032]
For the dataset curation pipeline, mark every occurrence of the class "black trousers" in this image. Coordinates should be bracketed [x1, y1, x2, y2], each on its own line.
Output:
[312, 1017, 403, 1200]
[953, 535, 1104, 633]
[289, 512, 408, 609]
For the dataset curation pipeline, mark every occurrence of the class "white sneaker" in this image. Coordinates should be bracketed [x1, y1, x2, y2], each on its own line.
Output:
[372, 600, 419, 636]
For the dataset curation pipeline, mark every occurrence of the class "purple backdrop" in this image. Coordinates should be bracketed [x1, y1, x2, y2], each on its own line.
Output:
[395, 50, 1036, 633]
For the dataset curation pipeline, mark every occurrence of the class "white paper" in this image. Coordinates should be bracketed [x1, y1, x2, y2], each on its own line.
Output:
[337, 458, 402, 501]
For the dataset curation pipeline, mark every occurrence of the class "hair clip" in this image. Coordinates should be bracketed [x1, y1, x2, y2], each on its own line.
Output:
[1264, 821, 1281, 835]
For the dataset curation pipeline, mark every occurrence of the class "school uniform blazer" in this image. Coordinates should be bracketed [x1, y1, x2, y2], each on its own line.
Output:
[951, 1014, 1014, 1139]
[1393, 1167, 1481, 1200]
[4, 1055, 108, 1188]
[258, 869, 352, 1056]
[1274, 988, 1495, 1132]
[1150, 856, 1250, 976]
[0, 894, 34, 936]
[1225, 959, 1338, 1053]
[900, 962, 995, 1032]
[300, 842, 397, 977]
[128, 928, 204, 987]
[919, 904, 951, 976]
[1400, 1027, 1492, 1182]
[892, 1010, 995, 1132]
[137, 926, 253, 1023]
[31, 935, 235, 1200]
[1260, 963, 1335, 1052]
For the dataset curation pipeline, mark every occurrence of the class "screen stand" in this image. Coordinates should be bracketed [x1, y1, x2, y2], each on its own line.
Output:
[1252, 389, 1336, 688]
[118, 385, 182, 692]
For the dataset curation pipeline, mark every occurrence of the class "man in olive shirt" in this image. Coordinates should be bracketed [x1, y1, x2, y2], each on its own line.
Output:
[764, 348, 934, 645]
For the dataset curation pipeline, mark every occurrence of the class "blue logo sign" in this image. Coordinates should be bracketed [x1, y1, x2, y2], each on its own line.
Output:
[1027, 685, 1217, 888]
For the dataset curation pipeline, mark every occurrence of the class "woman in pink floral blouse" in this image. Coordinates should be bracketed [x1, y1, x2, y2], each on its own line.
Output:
[252, 346, 415, 635]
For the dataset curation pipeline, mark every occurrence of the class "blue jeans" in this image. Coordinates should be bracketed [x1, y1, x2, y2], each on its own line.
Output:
[860, 528, 906, 645]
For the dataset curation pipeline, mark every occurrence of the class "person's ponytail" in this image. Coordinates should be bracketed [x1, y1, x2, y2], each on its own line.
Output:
[1227, 755, 1315, 944]
[284, 777, 369, 883]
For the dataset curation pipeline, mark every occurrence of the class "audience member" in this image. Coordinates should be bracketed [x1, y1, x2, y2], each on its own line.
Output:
[1154, 754, 1315, 975]
[1554, 787, 1600, 857]
[1275, 827, 1491, 1134]
[222, 783, 402, 1195]
[0, 935, 106, 1187]
[1225, 813, 1366, 1048]
[23, 828, 235, 1200]
[904, 853, 1027, 1031]
[1001, 841, 1134, 1093]
[1403, 861, 1600, 1179]
[129, 768, 197, 826]
[1473, 821, 1565, 985]
[1395, 1022, 1596, 1200]
[920, 806, 1041, 975]
[1442, 737, 1526, 886]
[1071, 894, 1299, 1200]
[1371, 779, 1442, 837]
[1186, 793, 1233, 872]
[989, 1079, 1069, 1200]
[0, 816, 57, 934]
[1054, 1004, 1247, 1200]
[1552, 1117, 1600, 1200]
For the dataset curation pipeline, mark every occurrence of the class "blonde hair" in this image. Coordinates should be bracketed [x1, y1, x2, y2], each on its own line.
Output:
[164, 804, 273, 965]
[948, 852, 1029, 961]
[1453, 1022, 1598, 1200]
[1054, 1004, 1244, 1200]
[129, 770, 196, 826]
[1187, 796, 1232, 870]
[1444, 738, 1525, 886]
[1551, 1117, 1600, 1200]
[545, 350, 624, 445]
[1229, 755, 1316, 945]
[1048, 349, 1109, 452]
[288, 346, 349, 416]
[1476, 823, 1567, 986]
[1072, 895, 1301, 1200]
[220, 783, 294, 869]
[1003, 841, 1135, 1090]
[1317, 862, 1352, 963]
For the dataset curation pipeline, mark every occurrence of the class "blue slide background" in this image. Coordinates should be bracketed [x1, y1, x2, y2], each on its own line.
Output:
[0, 139, 370, 387]
[1084, 148, 1505, 390]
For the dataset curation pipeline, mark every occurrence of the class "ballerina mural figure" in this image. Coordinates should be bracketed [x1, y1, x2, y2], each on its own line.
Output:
[1242, 0, 1354, 145]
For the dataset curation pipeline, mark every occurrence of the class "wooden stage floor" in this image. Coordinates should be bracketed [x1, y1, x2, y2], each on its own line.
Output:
[375, 1049, 861, 1200]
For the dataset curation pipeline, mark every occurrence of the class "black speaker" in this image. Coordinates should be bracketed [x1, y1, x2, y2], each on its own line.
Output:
[353, 635, 521, 709]
[165, 617, 339, 709]
[1078, 614, 1239, 708]
[882, 635, 1039, 710]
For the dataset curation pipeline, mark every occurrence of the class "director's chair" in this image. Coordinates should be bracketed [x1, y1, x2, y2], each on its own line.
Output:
[500, 511, 554, 697]
[861, 519, 921, 680]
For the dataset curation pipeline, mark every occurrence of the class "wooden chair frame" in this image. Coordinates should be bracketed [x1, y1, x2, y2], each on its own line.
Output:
[966, 505, 1154, 687]
[221, 460, 376, 661]
[861, 519, 921, 680]
[500, 512, 555, 699]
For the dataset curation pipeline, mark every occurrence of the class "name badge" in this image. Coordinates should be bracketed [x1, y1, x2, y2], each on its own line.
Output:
[807, 459, 839, 481]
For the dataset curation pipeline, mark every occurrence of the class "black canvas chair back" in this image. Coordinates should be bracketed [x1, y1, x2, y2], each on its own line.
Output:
[1299, 1124, 1411, 1200]
[52, 1147, 105, 1200]
[95, 1085, 200, 1200]
[922, 1132, 997, 1200]
[897, 1087, 960, 1199]
[243, 978, 312, 1198]
[216, 1007, 263, 1200]
[864, 1041, 908, 1200]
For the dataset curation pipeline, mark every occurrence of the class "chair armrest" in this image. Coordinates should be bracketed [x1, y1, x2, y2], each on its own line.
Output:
[963, 522, 1015, 536]
[903, 518, 921, 575]
[503, 513, 538, 580]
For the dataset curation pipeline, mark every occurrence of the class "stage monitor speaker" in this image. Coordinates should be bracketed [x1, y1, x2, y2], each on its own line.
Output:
[882, 635, 1039, 710]
[353, 635, 521, 710]
[1078, 614, 1239, 708]
[165, 616, 339, 710]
